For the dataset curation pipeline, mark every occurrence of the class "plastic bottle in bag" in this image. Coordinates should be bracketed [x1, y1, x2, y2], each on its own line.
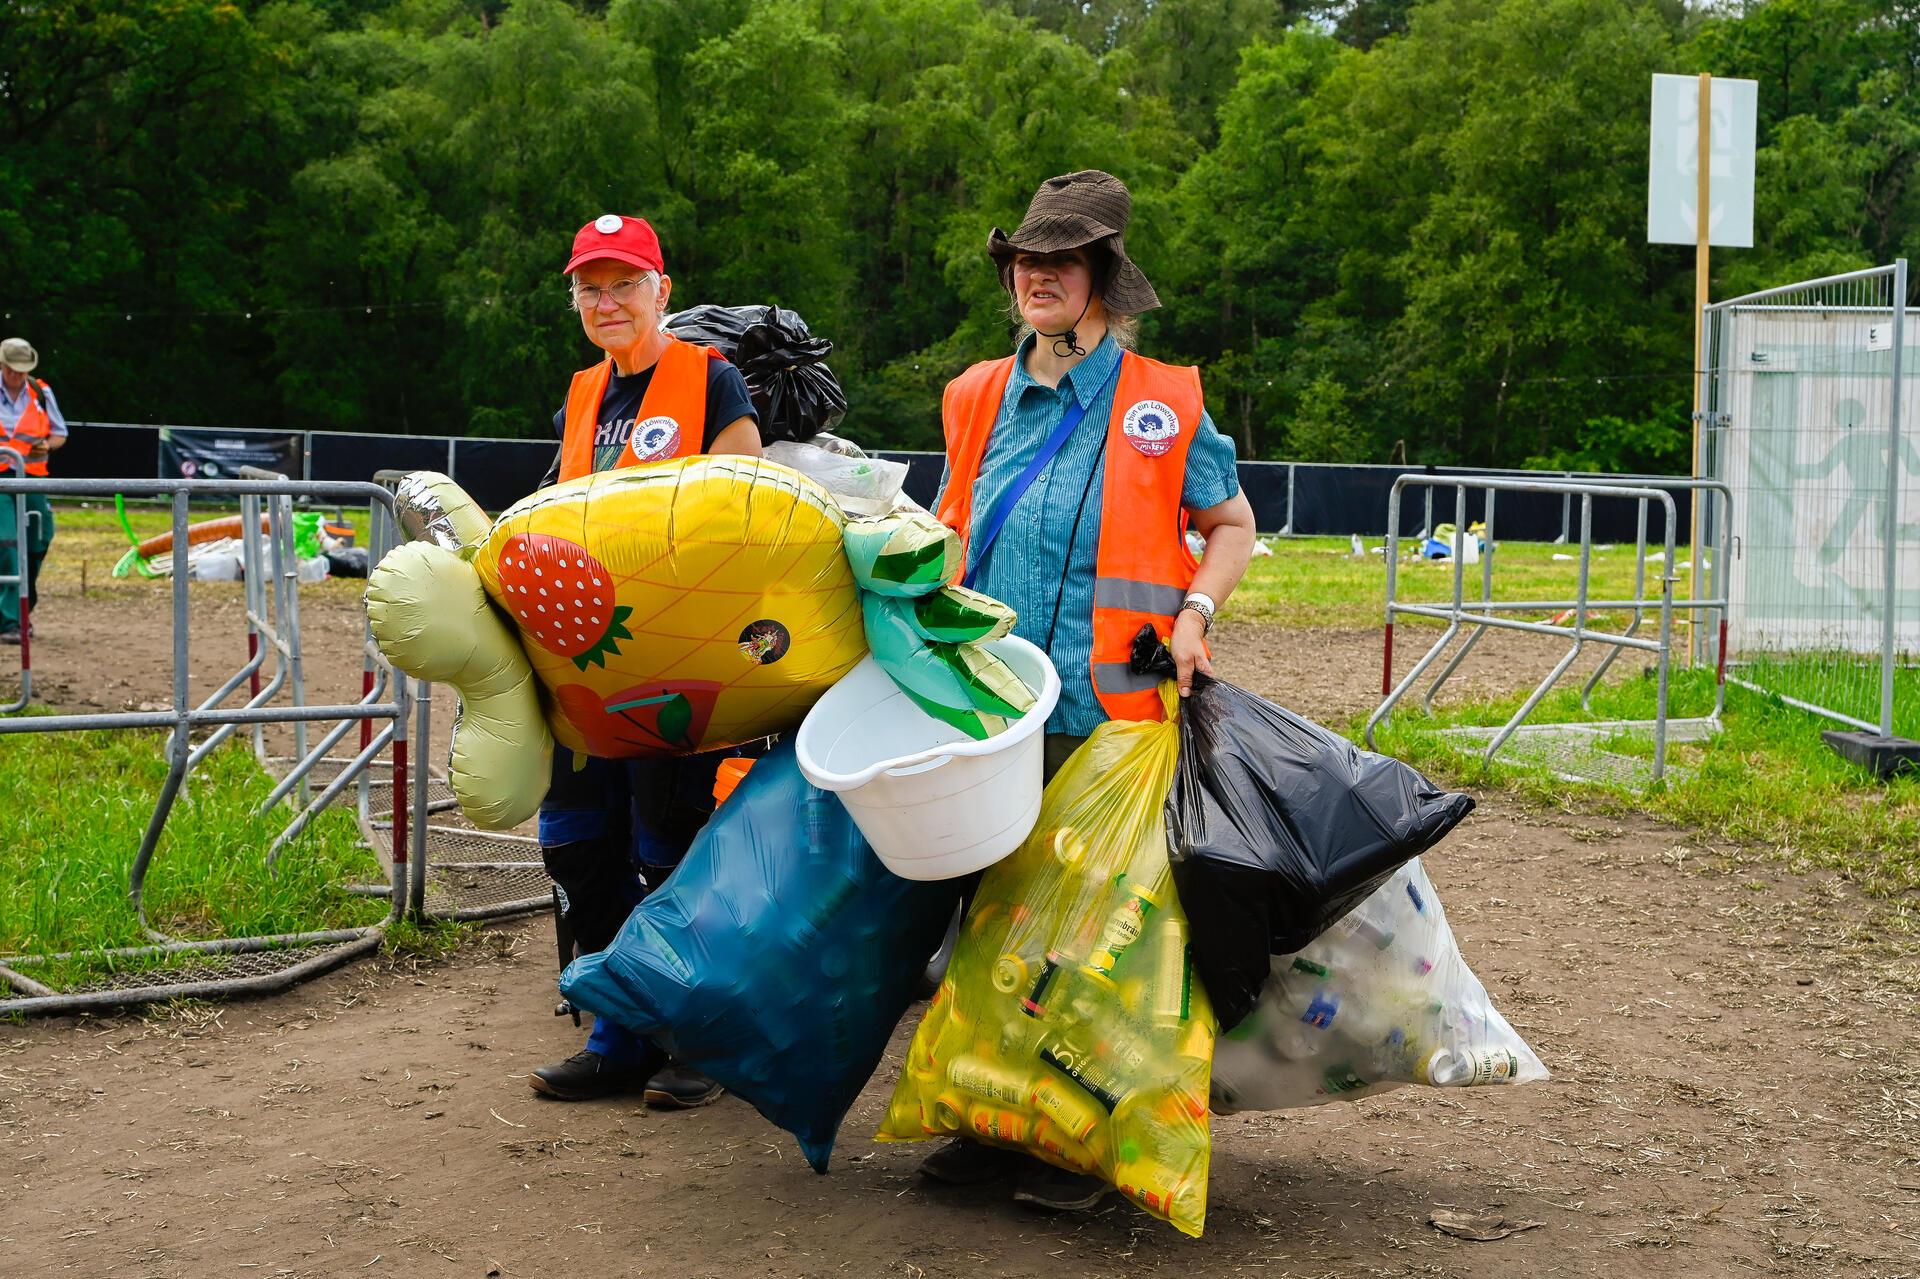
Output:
[1209, 859, 1548, 1112]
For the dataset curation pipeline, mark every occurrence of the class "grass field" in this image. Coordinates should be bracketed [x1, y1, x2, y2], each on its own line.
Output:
[1227, 534, 1663, 630]
[1373, 664, 1920, 901]
[0, 726, 387, 985]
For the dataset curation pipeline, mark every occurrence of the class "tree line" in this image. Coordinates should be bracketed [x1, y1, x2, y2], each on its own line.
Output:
[4, 0, 1914, 471]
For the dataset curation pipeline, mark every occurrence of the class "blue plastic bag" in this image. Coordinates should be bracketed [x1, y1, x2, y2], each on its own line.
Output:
[559, 740, 960, 1171]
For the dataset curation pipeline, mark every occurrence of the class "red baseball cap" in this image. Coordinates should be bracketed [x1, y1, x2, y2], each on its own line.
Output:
[562, 214, 665, 275]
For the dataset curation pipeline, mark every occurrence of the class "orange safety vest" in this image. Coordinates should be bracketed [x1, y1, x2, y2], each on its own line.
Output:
[938, 350, 1202, 722]
[0, 378, 54, 477]
[557, 335, 718, 483]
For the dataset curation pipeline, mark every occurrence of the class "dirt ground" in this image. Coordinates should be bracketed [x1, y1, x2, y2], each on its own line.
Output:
[5, 576, 1920, 1278]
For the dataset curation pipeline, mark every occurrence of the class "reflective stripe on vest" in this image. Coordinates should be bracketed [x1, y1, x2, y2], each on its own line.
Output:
[937, 350, 1202, 722]
[557, 336, 715, 483]
[0, 379, 53, 478]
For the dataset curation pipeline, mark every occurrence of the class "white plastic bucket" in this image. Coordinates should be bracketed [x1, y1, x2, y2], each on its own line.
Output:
[796, 635, 1060, 881]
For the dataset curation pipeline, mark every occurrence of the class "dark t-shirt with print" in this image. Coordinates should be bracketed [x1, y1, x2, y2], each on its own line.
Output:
[539, 356, 757, 489]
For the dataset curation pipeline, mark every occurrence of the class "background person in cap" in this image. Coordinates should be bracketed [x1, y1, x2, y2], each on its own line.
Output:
[924, 169, 1257, 1212]
[528, 214, 761, 1108]
[0, 338, 65, 644]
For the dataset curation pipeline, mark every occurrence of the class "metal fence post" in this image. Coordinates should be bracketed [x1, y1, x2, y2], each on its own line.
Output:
[1880, 258, 1907, 738]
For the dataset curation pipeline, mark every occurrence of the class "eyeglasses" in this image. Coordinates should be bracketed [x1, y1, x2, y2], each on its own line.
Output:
[570, 276, 653, 309]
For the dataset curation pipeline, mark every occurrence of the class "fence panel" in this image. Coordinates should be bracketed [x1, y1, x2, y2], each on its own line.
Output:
[449, 437, 554, 512]
[1703, 261, 1916, 740]
[311, 430, 450, 484]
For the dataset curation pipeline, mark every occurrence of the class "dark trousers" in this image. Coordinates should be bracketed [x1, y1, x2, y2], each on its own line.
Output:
[0, 493, 52, 632]
[539, 744, 746, 954]
[542, 743, 759, 1066]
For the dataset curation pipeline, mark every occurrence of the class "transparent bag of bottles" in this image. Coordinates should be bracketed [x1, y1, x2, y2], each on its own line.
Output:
[1210, 858, 1547, 1112]
[877, 687, 1217, 1237]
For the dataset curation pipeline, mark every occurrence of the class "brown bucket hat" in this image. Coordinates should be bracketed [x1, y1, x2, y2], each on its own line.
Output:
[988, 169, 1160, 315]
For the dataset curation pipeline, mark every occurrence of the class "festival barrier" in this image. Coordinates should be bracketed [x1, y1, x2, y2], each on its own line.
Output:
[60, 420, 1693, 541]
[0, 477, 418, 1015]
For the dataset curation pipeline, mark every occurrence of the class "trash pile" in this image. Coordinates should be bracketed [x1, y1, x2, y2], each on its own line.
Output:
[878, 685, 1214, 1235]
[362, 314, 1546, 1238]
[113, 504, 357, 582]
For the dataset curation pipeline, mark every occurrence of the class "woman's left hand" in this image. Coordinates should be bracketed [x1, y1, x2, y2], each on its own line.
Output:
[1171, 607, 1213, 698]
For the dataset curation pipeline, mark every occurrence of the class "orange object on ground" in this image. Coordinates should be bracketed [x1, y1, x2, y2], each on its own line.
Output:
[713, 756, 755, 806]
[135, 514, 273, 559]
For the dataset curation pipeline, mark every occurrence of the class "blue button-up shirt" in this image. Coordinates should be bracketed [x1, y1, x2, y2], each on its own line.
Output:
[0, 378, 66, 437]
[940, 333, 1240, 735]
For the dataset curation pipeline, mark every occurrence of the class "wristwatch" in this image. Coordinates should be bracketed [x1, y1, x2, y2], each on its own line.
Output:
[1180, 591, 1216, 635]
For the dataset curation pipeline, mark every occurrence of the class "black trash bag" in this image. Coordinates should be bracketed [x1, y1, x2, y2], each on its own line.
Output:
[324, 547, 369, 578]
[665, 303, 848, 445]
[1130, 627, 1476, 1031]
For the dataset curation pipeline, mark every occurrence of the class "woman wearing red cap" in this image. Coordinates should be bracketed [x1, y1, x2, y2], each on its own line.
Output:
[530, 214, 761, 1109]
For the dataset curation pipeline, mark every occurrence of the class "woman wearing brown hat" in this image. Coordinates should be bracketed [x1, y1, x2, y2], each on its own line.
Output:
[925, 171, 1257, 1211]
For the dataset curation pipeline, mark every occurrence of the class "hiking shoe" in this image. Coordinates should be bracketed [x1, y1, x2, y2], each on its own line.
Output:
[918, 1138, 1021, 1186]
[529, 1049, 652, 1101]
[0, 630, 17, 646]
[1012, 1162, 1111, 1212]
[643, 1060, 726, 1109]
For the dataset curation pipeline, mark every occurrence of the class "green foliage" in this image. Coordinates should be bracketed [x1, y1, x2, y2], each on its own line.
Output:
[1285, 374, 1370, 462]
[1373, 666, 1920, 899]
[0, 728, 384, 961]
[5, 0, 1916, 468]
[1526, 399, 1692, 475]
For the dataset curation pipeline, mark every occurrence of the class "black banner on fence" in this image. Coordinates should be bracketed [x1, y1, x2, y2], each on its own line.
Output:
[310, 430, 450, 484]
[878, 451, 945, 510]
[450, 437, 554, 513]
[158, 428, 303, 481]
[54, 424, 161, 481]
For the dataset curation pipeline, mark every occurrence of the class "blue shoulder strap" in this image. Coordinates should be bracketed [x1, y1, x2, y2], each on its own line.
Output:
[963, 358, 1122, 589]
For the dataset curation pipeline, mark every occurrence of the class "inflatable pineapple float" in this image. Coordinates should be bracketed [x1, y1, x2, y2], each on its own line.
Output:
[366, 457, 1032, 830]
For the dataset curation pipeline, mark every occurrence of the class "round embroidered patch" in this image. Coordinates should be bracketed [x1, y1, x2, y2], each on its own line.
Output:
[1121, 399, 1180, 457]
[629, 415, 682, 462]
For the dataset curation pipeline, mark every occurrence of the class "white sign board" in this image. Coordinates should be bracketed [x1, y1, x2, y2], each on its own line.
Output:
[1647, 74, 1757, 247]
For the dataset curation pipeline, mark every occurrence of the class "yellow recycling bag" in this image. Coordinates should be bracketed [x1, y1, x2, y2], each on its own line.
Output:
[878, 686, 1216, 1236]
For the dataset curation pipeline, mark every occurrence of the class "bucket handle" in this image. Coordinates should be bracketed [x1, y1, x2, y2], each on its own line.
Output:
[884, 752, 953, 779]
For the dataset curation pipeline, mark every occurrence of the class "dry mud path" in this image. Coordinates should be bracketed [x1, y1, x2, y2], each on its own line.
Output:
[3, 587, 1918, 1278]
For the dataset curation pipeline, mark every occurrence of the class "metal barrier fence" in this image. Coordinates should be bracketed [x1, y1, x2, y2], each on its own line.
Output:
[0, 451, 33, 711]
[1700, 261, 1917, 751]
[1366, 474, 1732, 788]
[0, 476, 416, 1015]
[359, 470, 548, 923]
[58, 420, 1696, 542]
